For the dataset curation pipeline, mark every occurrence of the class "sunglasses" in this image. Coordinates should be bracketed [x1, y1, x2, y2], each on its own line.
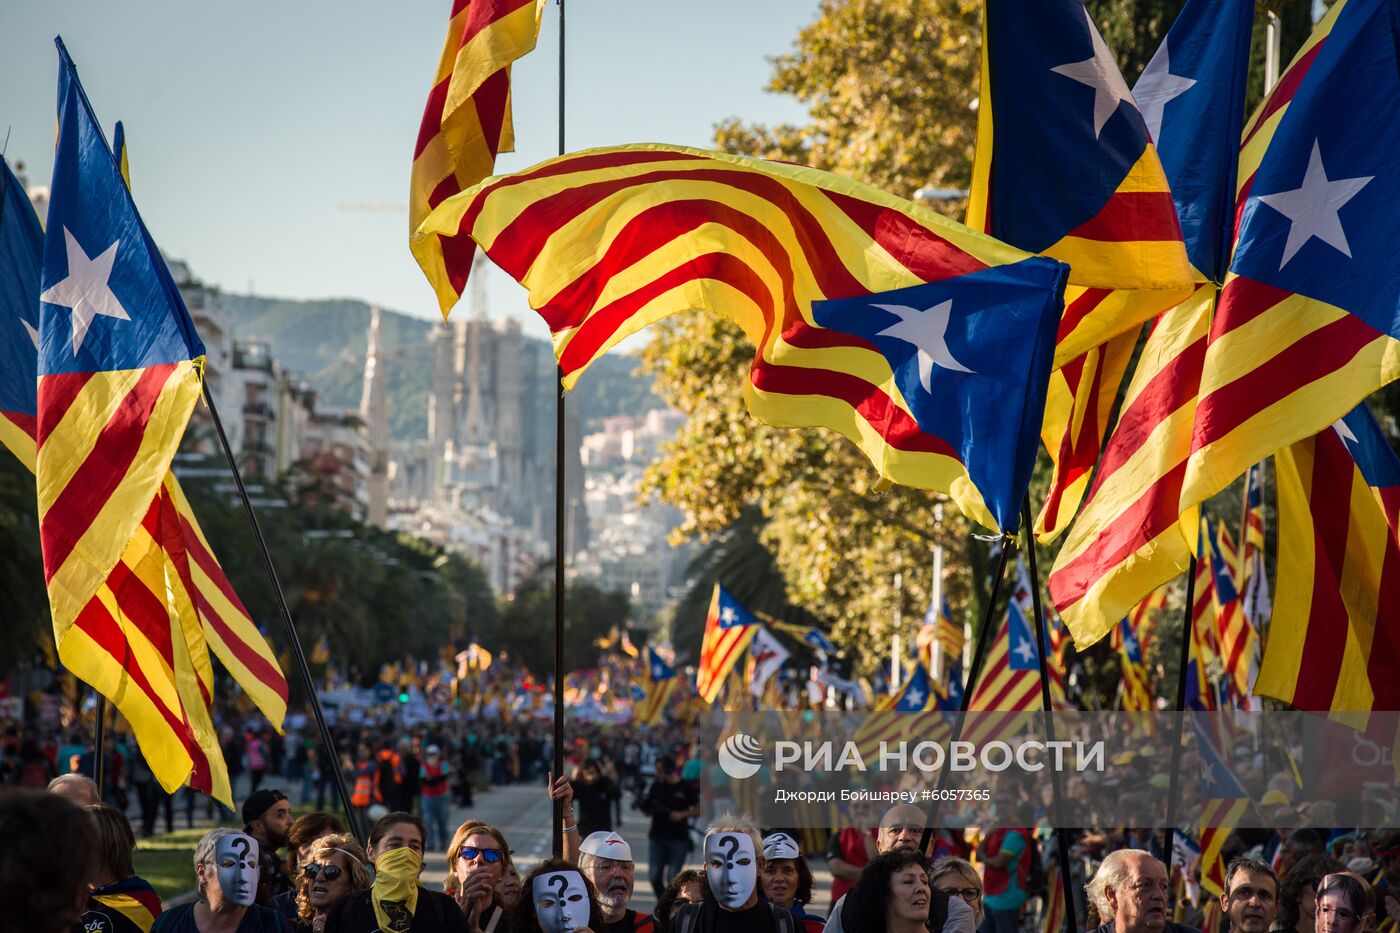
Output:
[304, 863, 345, 882]
[938, 887, 982, 900]
[459, 846, 504, 863]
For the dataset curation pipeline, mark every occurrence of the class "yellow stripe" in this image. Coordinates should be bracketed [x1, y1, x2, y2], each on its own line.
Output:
[1116, 145, 1175, 193]
[1239, 0, 1348, 142]
[1053, 283, 1194, 370]
[0, 417, 36, 471]
[965, 0, 993, 234]
[1044, 236, 1191, 293]
[36, 366, 149, 513]
[97, 893, 155, 932]
[43, 365, 204, 634]
[444, 2, 545, 116]
[1256, 438, 1313, 706]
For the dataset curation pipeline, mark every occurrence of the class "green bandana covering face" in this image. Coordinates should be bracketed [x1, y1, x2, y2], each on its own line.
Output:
[372, 847, 422, 932]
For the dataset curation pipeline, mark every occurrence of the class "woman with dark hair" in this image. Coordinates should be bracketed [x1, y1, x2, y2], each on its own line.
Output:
[0, 790, 98, 933]
[1315, 875, 1374, 933]
[760, 833, 824, 933]
[510, 858, 605, 933]
[1278, 854, 1346, 933]
[81, 804, 163, 932]
[653, 870, 706, 933]
[324, 811, 467, 932]
[276, 813, 346, 922]
[842, 851, 934, 933]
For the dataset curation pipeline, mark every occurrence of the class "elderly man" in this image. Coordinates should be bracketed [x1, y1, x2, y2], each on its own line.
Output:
[1221, 857, 1278, 933]
[1087, 849, 1202, 933]
[823, 804, 974, 933]
[577, 831, 653, 933]
[47, 773, 101, 807]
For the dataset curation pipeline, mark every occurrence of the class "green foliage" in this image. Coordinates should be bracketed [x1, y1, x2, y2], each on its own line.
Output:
[0, 451, 47, 669]
[496, 567, 632, 676]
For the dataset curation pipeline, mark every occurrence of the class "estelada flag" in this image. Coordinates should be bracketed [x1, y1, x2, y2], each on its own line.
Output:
[418, 144, 1068, 533]
[697, 584, 758, 704]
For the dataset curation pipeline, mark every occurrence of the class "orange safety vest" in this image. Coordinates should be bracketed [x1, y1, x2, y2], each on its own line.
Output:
[351, 760, 378, 807]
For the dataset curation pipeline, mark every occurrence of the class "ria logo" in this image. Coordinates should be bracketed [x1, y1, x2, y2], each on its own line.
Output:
[717, 733, 764, 780]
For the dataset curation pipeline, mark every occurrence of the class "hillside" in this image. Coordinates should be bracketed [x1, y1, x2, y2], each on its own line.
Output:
[216, 293, 666, 439]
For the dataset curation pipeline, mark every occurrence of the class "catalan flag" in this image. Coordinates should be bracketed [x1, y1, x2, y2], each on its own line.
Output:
[851, 663, 949, 765]
[1238, 462, 1272, 626]
[420, 144, 1068, 533]
[409, 0, 546, 316]
[1182, 0, 1400, 513]
[1258, 403, 1400, 743]
[1114, 615, 1153, 714]
[36, 43, 235, 801]
[1044, 0, 1255, 645]
[917, 597, 962, 675]
[86, 876, 162, 932]
[1206, 521, 1257, 700]
[697, 584, 758, 704]
[0, 155, 43, 468]
[965, 560, 1062, 746]
[1195, 718, 1249, 897]
[635, 647, 676, 727]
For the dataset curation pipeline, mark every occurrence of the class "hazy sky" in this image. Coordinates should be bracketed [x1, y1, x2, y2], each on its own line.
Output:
[2, 1, 817, 335]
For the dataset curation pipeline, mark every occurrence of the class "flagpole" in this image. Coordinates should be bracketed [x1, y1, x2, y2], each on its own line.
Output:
[921, 528, 1016, 844]
[93, 694, 107, 794]
[551, 0, 568, 860]
[200, 383, 359, 841]
[1162, 554, 1198, 905]
[1020, 495, 1080, 933]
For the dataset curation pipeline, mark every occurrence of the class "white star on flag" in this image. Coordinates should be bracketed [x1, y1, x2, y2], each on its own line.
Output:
[1050, 7, 1137, 138]
[1256, 141, 1373, 267]
[720, 606, 737, 625]
[903, 685, 925, 708]
[1133, 42, 1197, 144]
[1333, 418, 1359, 446]
[1013, 637, 1035, 665]
[872, 299, 973, 394]
[21, 318, 39, 350]
[39, 228, 129, 354]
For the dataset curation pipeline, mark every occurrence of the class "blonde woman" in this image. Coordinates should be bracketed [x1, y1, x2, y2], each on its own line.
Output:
[292, 834, 369, 933]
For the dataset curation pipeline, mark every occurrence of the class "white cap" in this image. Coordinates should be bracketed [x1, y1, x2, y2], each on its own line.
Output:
[579, 831, 633, 862]
[762, 832, 800, 861]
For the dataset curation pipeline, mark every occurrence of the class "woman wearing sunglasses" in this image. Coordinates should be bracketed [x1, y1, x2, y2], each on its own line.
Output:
[448, 821, 516, 933]
[293, 834, 369, 933]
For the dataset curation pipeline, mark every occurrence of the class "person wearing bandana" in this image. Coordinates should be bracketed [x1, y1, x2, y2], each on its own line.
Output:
[510, 860, 607, 933]
[323, 812, 467, 933]
[670, 821, 797, 933]
[151, 829, 289, 932]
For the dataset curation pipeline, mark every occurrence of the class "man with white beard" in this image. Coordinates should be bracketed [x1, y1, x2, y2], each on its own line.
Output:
[577, 832, 655, 933]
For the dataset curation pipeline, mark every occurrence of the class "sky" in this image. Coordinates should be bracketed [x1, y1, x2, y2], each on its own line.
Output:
[1, 1, 818, 337]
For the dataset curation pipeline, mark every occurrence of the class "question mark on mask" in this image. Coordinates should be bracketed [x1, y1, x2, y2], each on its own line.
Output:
[232, 836, 252, 866]
[719, 835, 739, 866]
[550, 874, 569, 898]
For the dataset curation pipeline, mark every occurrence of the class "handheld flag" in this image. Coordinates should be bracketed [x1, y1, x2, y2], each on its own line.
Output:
[420, 143, 1068, 532]
[697, 584, 758, 703]
[747, 625, 790, 699]
[409, 0, 546, 316]
[0, 156, 43, 469]
[635, 648, 676, 726]
[1183, 0, 1400, 512]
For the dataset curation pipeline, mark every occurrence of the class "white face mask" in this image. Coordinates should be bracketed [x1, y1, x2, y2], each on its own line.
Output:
[705, 833, 758, 910]
[214, 833, 260, 907]
[533, 870, 590, 933]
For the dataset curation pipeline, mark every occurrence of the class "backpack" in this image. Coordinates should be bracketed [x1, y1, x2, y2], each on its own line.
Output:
[672, 900, 796, 933]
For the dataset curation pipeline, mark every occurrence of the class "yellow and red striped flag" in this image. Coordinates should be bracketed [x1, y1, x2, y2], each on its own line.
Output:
[634, 648, 677, 726]
[409, 0, 546, 316]
[697, 584, 758, 705]
[417, 143, 1069, 533]
[1042, 873, 1065, 933]
[1205, 521, 1257, 700]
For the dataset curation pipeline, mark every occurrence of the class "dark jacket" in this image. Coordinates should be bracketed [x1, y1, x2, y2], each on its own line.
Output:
[1090, 920, 1202, 933]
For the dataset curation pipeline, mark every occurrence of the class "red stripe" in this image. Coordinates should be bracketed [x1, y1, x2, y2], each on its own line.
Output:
[1368, 542, 1400, 708]
[414, 75, 453, 160]
[461, 0, 536, 47]
[0, 410, 36, 440]
[1241, 41, 1325, 149]
[473, 69, 510, 161]
[1091, 335, 1205, 484]
[748, 362, 959, 458]
[148, 488, 213, 706]
[1210, 276, 1292, 338]
[1294, 434, 1353, 708]
[1048, 460, 1188, 607]
[822, 190, 987, 282]
[104, 559, 177, 665]
[1066, 190, 1183, 243]
[1042, 352, 1114, 530]
[34, 370, 95, 450]
[1192, 314, 1379, 455]
[39, 365, 179, 583]
[1057, 288, 1111, 343]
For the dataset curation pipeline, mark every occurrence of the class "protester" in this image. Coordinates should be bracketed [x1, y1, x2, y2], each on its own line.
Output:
[823, 804, 944, 933]
[0, 788, 98, 933]
[653, 870, 706, 933]
[325, 811, 467, 932]
[639, 757, 700, 899]
[48, 771, 101, 806]
[81, 803, 164, 933]
[398, 739, 422, 815]
[930, 857, 985, 930]
[576, 831, 651, 933]
[761, 832, 825, 933]
[841, 850, 937, 933]
[827, 800, 879, 905]
[1375, 835, 1400, 929]
[422, 745, 455, 851]
[350, 743, 380, 840]
[1279, 854, 1348, 933]
[571, 760, 620, 840]
[978, 792, 1033, 933]
[511, 858, 607, 933]
[152, 827, 289, 932]
[1085, 849, 1201, 933]
[671, 819, 795, 933]
[275, 813, 347, 923]
[497, 864, 523, 911]
[245, 788, 296, 907]
[1220, 857, 1278, 933]
[1315, 874, 1374, 933]
[447, 819, 513, 933]
[292, 833, 370, 933]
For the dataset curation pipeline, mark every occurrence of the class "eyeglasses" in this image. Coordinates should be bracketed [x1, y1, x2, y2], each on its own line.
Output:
[304, 863, 344, 882]
[459, 846, 504, 863]
[1317, 905, 1357, 922]
[937, 887, 982, 900]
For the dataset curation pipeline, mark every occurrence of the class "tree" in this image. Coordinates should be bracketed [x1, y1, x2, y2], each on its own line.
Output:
[497, 568, 632, 676]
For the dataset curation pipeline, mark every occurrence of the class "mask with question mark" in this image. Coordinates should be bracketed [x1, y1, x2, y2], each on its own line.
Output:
[214, 832, 260, 906]
[704, 832, 757, 910]
[533, 870, 590, 933]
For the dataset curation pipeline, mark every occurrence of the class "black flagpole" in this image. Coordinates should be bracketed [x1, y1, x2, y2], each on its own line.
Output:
[94, 695, 107, 794]
[552, 0, 567, 860]
[922, 527, 1016, 843]
[1020, 495, 1081, 933]
[200, 382, 359, 841]
[1163, 554, 1198, 905]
